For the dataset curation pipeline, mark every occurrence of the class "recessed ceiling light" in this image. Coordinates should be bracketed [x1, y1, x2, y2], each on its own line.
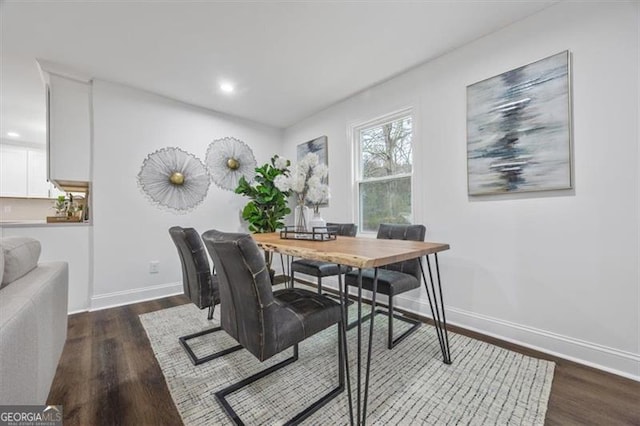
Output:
[7, 131, 20, 138]
[220, 82, 235, 93]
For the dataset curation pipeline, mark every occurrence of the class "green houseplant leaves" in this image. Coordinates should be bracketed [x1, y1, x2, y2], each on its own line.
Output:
[235, 155, 291, 233]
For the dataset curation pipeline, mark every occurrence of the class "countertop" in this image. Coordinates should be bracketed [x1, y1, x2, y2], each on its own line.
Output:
[0, 220, 91, 228]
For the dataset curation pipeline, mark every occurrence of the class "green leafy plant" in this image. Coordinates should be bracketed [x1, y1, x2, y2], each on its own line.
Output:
[53, 195, 67, 216]
[235, 155, 291, 233]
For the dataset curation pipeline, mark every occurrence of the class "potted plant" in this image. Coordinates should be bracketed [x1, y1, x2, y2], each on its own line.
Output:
[53, 195, 67, 217]
[235, 155, 291, 273]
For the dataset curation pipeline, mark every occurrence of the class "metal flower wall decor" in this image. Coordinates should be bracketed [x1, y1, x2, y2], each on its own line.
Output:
[137, 147, 211, 213]
[205, 137, 257, 191]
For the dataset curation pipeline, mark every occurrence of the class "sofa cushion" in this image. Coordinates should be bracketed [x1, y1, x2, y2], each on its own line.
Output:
[0, 248, 4, 286]
[0, 261, 68, 404]
[1, 237, 41, 287]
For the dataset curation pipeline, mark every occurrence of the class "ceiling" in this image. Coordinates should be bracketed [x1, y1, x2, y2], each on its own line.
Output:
[0, 1, 556, 145]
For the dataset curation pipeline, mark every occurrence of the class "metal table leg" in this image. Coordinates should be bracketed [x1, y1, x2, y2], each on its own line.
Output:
[346, 267, 379, 424]
[278, 254, 295, 288]
[419, 253, 452, 364]
[363, 268, 378, 422]
[337, 266, 354, 425]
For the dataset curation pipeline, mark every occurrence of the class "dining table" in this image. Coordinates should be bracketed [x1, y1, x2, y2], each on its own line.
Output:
[252, 231, 452, 425]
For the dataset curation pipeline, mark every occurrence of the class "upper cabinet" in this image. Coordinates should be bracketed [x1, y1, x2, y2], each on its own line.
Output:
[0, 144, 61, 198]
[27, 149, 52, 197]
[0, 145, 28, 196]
[46, 73, 91, 188]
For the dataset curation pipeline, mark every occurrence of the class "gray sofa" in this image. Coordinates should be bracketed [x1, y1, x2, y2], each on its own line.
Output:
[0, 236, 68, 404]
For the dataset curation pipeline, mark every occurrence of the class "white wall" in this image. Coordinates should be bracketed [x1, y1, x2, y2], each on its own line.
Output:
[90, 81, 283, 309]
[283, 2, 639, 379]
[1, 225, 90, 313]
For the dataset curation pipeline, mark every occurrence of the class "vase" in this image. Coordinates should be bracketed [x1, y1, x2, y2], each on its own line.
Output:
[294, 204, 309, 232]
[308, 211, 327, 232]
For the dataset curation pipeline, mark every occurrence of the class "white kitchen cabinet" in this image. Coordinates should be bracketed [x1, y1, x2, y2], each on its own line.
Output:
[47, 73, 91, 185]
[0, 145, 28, 196]
[0, 144, 63, 198]
[27, 150, 49, 197]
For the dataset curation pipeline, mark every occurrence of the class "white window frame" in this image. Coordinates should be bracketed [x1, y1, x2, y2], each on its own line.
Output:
[351, 107, 414, 234]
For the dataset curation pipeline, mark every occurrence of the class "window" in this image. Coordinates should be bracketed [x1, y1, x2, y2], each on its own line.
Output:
[354, 109, 413, 233]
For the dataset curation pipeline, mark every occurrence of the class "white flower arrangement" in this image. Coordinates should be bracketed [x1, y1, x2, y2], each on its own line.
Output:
[274, 153, 330, 212]
[274, 155, 289, 170]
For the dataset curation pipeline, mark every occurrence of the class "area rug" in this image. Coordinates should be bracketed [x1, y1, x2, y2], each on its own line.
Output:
[140, 304, 554, 425]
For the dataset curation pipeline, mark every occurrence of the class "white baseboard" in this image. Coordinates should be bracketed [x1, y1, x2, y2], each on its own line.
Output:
[315, 277, 639, 381]
[90, 281, 183, 311]
[395, 294, 640, 382]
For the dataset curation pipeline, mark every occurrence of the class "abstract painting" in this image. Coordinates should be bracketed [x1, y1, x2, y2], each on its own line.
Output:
[297, 135, 328, 166]
[467, 51, 572, 195]
[297, 135, 328, 206]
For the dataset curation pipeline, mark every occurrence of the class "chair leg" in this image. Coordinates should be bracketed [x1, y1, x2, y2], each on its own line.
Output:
[207, 304, 214, 320]
[347, 309, 376, 330]
[290, 269, 295, 289]
[386, 293, 421, 349]
[215, 325, 345, 425]
[317, 275, 322, 295]
[346, 297, 422, 350]
[179, 326, 242, 366]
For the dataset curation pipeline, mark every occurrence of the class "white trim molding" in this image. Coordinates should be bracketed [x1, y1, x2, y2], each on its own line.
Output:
[396, 294, 640, 381]
[317, 276, 639, 381]
[90, 281, 182, 311]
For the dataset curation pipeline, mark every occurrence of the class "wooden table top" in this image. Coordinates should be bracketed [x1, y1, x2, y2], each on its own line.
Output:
[252, 232, 450, 268]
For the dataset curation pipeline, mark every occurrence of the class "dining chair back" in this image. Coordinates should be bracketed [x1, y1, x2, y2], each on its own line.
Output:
[346, 223, 426, 349]
[168, 226, 241, 365]
[290, 222, 357, 294]
[169, 226, 216, 313]
[201, 229, 346, 424]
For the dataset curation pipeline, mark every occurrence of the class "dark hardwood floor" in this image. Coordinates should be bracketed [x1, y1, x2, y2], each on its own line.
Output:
[48, 293, 640, 425]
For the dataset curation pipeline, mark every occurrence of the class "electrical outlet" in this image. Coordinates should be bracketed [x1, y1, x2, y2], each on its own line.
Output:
[149, 261, 160, 274]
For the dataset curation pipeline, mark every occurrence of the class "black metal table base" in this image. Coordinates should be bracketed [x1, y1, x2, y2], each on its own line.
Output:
[339, 252, 451, 425]
[419, 253, 452, 364]
[278, 252, 451, 424]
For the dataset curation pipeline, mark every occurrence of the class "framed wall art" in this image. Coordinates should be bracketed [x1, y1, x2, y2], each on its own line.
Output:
[467, 51, 572, 195]
[297, 135, 328, 167]
[297, 135, 329, 206]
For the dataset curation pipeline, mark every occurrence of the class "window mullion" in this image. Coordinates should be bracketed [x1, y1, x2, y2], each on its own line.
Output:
[359, 172, 412, 185]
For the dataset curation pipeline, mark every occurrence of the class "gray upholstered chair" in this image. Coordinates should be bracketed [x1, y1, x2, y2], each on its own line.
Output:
[168, 226, 241, 365]
[201, 229, 345, 425]
[290, 222, 357, 293]
[346, 223, 426, 349]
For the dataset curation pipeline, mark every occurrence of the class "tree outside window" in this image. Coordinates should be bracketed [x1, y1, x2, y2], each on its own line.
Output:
[355, 111, 413, 232]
